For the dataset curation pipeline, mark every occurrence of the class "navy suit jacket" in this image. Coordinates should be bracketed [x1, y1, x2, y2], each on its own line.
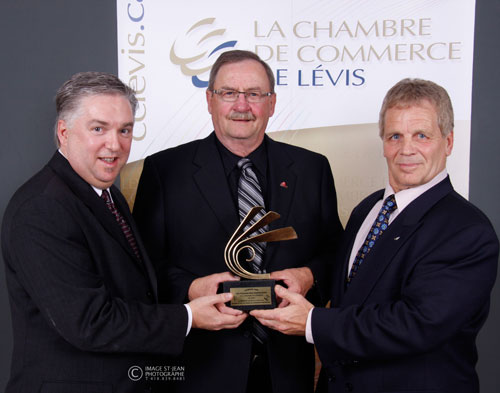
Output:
[1, 152, 188, 393]
[312, 176, 499, 393]
[133, 132, 343, 393]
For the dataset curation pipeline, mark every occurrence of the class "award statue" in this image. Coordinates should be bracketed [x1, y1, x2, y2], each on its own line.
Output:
[222, 206, 297, 310]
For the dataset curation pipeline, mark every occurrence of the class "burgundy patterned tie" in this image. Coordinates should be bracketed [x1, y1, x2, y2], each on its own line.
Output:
[101, 189, 142, 262]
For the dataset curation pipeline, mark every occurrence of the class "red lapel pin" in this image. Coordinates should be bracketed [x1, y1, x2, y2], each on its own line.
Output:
[280, 181, 288, 189]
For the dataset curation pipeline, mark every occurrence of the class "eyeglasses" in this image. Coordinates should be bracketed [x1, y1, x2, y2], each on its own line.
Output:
[211, 89, 273, 103]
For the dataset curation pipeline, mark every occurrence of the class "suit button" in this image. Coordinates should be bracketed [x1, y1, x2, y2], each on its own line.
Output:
[345, 382, 353, 391]
[328, 375, 336, 383]
[146, 291, 153, 299]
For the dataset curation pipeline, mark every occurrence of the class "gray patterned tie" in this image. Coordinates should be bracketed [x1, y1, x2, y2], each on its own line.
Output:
[237, 158, 269, 344]
[237, 158, 268, 273]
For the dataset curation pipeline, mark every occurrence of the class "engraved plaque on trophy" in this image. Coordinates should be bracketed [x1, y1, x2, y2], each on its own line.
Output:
[222, 206, 297, 310]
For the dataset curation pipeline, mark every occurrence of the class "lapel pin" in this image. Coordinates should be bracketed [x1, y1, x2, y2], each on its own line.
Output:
[394, 236, 400, 241]
[280, 181, 288, 189]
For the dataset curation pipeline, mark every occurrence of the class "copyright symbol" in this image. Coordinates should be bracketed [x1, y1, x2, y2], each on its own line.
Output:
[128, 365, 143, 381]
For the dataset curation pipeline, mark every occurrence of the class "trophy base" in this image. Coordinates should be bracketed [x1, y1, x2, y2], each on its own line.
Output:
[222, 279, 276, 311]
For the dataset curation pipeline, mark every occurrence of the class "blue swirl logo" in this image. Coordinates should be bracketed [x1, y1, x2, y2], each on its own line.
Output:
[170, 18, 237, 88]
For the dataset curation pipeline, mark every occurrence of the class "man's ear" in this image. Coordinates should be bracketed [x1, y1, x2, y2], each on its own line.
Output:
[57, 119, 69, 148]
[445, 130, 454, 156]
[206, 89, 213, 115]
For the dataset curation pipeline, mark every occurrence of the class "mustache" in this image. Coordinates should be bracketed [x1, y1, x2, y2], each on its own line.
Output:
[229, 112, 256, 121]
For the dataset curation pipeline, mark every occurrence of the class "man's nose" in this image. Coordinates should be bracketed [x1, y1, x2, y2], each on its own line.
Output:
[232, 92, 252, 110]
[105, 130, 121, 151]
[401, 136, 416, 154]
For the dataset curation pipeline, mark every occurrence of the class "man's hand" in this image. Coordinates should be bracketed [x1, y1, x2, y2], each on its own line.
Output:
[250, 285, 313, 336]
[188, 272, 239, 300]
[270, 267, 314, 307]
[189, 293, 247, 330]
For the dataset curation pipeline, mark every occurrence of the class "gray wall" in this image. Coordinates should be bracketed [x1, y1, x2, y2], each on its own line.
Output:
[470, 1, 500, 391]
[0, 1, 498, 392]
[0, 1, 118, 390]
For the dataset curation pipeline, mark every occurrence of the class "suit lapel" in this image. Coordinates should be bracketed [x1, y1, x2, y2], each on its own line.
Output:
[341, 177, 454, 306]
[192, 133, 239, 236]
[48, 153, 149, 277]
[342, 219, 420, 305]
[334, 190, 383, 305]
[264, 136, 297, 269]
[111, 186, 158, 295]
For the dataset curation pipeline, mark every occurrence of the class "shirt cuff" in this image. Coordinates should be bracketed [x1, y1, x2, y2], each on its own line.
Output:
[306, 307, 315, 344]
[184, 304, 192, 336]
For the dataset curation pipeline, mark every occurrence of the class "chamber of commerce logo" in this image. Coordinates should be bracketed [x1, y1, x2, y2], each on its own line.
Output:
[170, 18, 237, 88]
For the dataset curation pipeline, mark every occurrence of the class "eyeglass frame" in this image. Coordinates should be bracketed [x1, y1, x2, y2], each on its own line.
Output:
[210, 88, 274, 103]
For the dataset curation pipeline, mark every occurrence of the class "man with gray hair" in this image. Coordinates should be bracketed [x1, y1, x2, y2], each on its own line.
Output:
[251, 78, 499, 393]
[1, 71, 246, 393]
[133, 50, 343, 392]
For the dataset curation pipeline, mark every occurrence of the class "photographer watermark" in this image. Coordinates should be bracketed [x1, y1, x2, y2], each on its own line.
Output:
[128, 365, 185, 381]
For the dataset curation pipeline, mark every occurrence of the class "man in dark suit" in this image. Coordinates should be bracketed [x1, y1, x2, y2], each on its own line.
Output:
[1, 72, 246, 393]
[251, 78, 499, 393]
[133, 50, 343, 392]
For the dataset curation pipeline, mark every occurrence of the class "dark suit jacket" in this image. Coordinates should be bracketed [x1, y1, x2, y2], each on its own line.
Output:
[1, 152, 188, 393]
[133, 133, 343, 393]
[312, 176, 499, 393]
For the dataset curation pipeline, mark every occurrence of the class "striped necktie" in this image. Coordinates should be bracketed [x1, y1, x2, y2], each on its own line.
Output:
[101, 189, 142, 262]
[237, 158, 270, 344]
[237, 158, 268, 273]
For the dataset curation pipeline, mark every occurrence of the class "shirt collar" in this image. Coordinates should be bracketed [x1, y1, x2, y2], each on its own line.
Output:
[215, 137, 267, 178]
[384, 169, 448, 214]
[58, 149, 108, 198]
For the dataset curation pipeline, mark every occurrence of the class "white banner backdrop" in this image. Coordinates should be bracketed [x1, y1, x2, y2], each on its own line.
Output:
[117, 0, 475, 221]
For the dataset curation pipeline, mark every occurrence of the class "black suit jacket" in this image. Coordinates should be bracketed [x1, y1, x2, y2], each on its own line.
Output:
[1, 152, 188, 393]
[312, 177, 499, 393]
[133, 133, 343, 393]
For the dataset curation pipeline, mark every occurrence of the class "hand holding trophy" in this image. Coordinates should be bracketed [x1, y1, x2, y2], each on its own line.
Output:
[223, 206, 297, 310]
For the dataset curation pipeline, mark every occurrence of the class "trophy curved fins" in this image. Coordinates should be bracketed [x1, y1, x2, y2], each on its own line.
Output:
[224, 209, 293, 281]
[243, 227, 298, 243]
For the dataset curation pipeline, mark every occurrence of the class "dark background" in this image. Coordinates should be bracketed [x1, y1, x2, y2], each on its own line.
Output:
[1, 1, 499, 391]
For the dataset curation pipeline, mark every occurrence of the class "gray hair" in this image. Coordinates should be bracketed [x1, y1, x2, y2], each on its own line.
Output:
[379, 78, 454, 137]
[207, 50, 275, 93]
[54, 71, 137, 147]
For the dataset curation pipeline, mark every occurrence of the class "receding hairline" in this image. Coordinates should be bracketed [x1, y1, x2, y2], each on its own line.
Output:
[213, 59, 273, 91]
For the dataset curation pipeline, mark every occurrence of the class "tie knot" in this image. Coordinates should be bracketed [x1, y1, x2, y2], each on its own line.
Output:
[101, 189, 111, 203]
[101, 190, 111, 202]
[237, 157, 252, 171]
[383, 194, 397, 212]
